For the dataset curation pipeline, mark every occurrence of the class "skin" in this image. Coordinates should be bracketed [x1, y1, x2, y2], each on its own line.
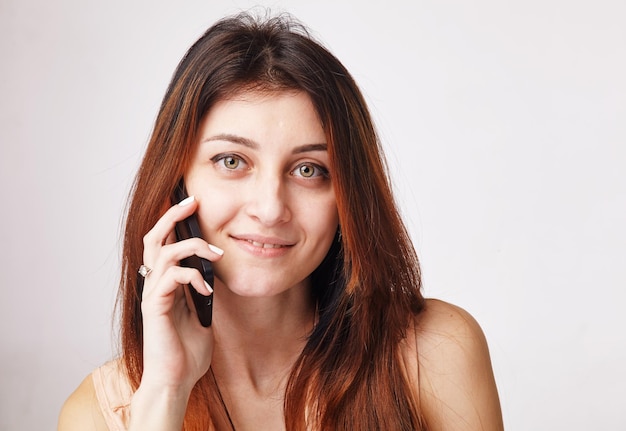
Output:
[407, 299, 504, 430]
[58, 90, 503, 431]
[184, 90, 339, 429]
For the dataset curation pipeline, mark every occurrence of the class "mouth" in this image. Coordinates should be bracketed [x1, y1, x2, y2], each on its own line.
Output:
[231, 234, 295, 250]
[244, 239, 288, 249]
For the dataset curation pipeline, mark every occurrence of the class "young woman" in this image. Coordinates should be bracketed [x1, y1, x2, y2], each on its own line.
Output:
[58, 12, 503, 431]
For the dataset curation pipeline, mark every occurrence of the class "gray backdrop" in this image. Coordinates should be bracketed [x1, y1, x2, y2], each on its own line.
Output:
[1, 0, 624, 429]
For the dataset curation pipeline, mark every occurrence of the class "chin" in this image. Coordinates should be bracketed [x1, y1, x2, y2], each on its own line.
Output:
[214, 274, 309, 299]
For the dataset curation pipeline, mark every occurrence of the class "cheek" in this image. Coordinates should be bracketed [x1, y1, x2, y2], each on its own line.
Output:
[304, 195, 339, 242]
[185, 162, 249, 235]
[194, 187, 239, 239]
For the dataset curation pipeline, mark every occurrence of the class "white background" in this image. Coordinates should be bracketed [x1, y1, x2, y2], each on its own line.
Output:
[1, 1, 624, 429]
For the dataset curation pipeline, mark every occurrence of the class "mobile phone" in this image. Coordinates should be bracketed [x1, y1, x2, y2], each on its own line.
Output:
[172, 180, 213, 327]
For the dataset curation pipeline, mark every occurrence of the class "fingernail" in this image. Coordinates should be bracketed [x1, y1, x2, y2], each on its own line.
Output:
[208, 244, 224, 255]
[178, 195, 195, 206]
[204, 280, 214, 294]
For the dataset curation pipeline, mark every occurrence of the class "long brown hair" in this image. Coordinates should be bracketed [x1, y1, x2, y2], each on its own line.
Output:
[118, 12, 426, 430]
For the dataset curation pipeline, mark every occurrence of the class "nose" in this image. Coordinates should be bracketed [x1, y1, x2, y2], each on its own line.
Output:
[244, 173, 291, 226]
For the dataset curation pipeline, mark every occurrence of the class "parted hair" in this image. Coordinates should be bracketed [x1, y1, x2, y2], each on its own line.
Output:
[118, 11, 426, 430]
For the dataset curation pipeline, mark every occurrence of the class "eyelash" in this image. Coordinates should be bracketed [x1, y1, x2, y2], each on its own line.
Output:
[210, 153, 330, 180]
[210, 154, 246, 173]
[292, 162, 330, 179]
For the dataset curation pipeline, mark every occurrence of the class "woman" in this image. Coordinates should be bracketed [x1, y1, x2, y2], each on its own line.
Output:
[59, 12, 503, 431]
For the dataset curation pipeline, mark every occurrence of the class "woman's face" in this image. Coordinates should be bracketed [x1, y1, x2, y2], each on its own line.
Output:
[185, 90, 338, 298]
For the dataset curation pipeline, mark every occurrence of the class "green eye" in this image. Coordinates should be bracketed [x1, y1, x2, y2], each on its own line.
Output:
[223, 156, 240, 169]
[299, 164, 315, 177]
[293, 163, 329, 179]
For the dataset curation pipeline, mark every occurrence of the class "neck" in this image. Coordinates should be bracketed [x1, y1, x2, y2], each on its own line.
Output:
[209, 279, 316, 395]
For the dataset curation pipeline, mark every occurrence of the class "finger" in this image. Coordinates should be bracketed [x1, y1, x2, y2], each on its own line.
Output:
[143, 265, 213, 302]
[172, 283, 210, 329]
[142, 196, 199, 257]
[182, 284, 198, 317]
[163, 229, 177, 246]
[156, 238, 224, 269]
[144, 239, 222, 287]
[141, 267, 212, 323]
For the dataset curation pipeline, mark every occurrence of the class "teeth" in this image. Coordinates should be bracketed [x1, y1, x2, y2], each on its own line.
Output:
[247, 240, 283, 249]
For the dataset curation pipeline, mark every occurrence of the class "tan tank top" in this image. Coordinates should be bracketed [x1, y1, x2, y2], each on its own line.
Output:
[92, 360, 133, 430]
[90, 323, 422, 430]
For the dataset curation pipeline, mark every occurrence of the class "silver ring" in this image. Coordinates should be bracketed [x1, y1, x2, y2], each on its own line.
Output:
[138, 265, 152, 278]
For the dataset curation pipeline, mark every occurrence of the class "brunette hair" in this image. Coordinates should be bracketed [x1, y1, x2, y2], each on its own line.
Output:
[119, 11, 426, 430]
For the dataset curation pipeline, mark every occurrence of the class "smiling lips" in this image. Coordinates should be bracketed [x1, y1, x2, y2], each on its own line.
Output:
[232, 235, 294, 250]
[246, 240, 285, 249]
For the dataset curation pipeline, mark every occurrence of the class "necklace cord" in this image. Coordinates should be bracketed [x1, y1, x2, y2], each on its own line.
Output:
[207, 301, 318, 431]
[210, 367, 236, 431]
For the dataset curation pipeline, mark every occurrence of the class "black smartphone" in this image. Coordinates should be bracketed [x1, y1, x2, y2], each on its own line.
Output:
[172, 180, 213, 327]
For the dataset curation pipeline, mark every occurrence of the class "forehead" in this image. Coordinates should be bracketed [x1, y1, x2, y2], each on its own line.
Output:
[199, 90, 326, 143]
[210, 88, 315, 116]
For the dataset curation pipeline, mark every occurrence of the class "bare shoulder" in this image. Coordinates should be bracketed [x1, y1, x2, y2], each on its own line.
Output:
[403, 299, 504, 431]
[58, 372, 109, 431]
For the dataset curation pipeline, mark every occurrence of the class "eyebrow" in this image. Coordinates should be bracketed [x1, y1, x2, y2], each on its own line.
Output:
[203, 133, 327, 154]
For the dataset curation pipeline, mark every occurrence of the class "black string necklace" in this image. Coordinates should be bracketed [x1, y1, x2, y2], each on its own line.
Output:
[210, 367, 236, 431]
[207, 303, 318, 431]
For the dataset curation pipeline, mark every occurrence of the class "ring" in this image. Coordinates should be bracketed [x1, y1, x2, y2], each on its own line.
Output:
[138, 265, 152, 278]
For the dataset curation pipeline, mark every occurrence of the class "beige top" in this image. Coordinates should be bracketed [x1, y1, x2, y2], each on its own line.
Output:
[92, 360, 133, 430]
